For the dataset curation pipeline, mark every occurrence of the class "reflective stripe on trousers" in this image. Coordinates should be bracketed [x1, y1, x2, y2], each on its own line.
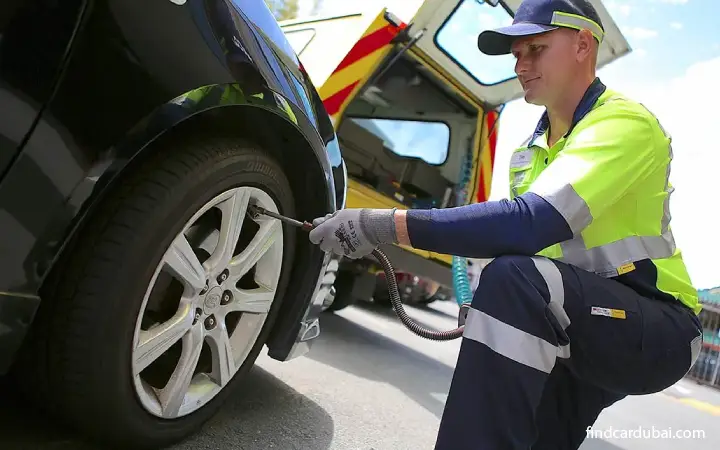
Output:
[462, 257, 570, 373]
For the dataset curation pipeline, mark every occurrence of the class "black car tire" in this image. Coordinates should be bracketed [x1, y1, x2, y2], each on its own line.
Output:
[15, 137, 296, 449]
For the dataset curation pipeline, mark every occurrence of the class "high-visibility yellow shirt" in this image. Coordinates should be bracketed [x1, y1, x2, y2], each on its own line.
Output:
[508, 78, 700, 314]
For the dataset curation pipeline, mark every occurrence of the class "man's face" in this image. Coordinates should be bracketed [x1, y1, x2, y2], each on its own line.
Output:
[510, 29, 579, 106]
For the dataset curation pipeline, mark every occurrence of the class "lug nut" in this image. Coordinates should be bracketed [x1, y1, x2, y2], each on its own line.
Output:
[204, 315, 216, 330]
[221, 290, 232, 305]
[217, 269, 229, 285]
[200, 280, 209, 295]
[193, 308, 202, 325]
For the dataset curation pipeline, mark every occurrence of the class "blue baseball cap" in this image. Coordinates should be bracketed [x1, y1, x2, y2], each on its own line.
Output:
[477, 0, 605, 56]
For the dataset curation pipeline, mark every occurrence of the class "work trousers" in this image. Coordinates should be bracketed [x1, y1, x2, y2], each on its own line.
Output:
[434, 255, 703, 450]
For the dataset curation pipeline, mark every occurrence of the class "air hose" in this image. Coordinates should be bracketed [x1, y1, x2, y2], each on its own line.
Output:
[371, 247, 464, 340]
[248, 203, 466, 341]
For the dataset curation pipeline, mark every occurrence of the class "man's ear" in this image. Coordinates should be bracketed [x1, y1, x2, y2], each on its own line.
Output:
[576, 29, 595, 62]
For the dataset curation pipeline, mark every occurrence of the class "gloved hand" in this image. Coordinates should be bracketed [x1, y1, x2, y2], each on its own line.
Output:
[309, 208, 398, 259]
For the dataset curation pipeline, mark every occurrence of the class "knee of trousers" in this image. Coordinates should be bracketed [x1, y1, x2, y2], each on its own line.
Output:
[470, 255, 568, 330]
[473, 256, 556, 305]
[463, 255, 572, 372]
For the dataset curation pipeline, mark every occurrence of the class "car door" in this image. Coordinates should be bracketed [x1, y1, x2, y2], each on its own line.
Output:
[405, 0, 631, 107]
[0, 0, 86, 175]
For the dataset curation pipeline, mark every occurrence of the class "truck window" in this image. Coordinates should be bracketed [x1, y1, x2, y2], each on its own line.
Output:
[435, 0, 517, 86]
[349, 118, 450, 166]
[284, 28, 316, 55]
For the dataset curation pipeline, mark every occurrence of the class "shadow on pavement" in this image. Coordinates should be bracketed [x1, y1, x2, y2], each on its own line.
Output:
[0, 366, 334, 450]
[306, 309, 456, 419]
[176, 366, 334, 450]
[355, 301, 453, 334]
[413, 302, 459, 321]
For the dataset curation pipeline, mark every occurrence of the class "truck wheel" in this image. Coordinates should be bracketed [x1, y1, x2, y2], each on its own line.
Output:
[16, 137, 296, 449]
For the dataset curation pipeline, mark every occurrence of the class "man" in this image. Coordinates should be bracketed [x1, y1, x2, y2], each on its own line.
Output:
[309, 0, 703, 448]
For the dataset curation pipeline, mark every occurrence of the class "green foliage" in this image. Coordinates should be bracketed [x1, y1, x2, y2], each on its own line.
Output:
[264, 0, 323, 21]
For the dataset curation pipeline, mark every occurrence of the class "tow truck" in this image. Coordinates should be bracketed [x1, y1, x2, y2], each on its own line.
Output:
[280, 0, 631, 311]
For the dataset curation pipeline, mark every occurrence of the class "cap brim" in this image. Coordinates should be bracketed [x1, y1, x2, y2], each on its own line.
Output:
[477, 23, 557, 55]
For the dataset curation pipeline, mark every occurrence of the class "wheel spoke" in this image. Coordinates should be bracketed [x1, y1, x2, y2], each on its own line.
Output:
[133, 302, 194, 375]
[165, 234, 206, 292]
[203, 189, 250, 274]
[229, 219, 281, 280]
[157, 323, 204, 418]
[227, 286, 275, 314]
[206, 323, 236, 387]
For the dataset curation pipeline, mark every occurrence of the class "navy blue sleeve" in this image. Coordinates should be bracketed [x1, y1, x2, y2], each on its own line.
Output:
[404, 192, 573, 258]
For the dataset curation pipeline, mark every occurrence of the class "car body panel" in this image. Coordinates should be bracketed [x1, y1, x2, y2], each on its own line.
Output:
[0, 0, 88, 175]
[0, 0, 345, 374]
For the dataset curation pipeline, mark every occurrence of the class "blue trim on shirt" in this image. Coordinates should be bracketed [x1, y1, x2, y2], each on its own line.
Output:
[405, 193, 573, 258]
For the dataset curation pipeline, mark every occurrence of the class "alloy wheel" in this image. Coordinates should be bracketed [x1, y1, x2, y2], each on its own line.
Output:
[130, 186, 284, 418]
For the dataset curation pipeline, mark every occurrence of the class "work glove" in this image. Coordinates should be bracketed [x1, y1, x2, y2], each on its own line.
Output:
[309, 208, 398, 259]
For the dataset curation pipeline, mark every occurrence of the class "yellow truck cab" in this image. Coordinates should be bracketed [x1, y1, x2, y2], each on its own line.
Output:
[280, 0, 631, 311]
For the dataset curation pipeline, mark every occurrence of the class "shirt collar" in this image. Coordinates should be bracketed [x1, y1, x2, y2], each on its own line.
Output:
[527, 77, 607, 148]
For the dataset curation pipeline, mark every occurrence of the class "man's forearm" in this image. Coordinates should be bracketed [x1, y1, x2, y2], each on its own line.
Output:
[393, 193, 573, 258]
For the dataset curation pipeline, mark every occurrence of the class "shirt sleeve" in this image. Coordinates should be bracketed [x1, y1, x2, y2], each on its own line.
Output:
[405, 192, 572, 259]
[527, 101, 668, 235]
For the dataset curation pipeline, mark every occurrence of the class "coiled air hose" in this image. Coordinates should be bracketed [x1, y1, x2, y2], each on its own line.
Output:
[452, 252, 473, 306]
[371, 247, 464, 340]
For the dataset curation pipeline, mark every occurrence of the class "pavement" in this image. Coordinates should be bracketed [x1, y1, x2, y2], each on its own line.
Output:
[1, 300, 719, 449]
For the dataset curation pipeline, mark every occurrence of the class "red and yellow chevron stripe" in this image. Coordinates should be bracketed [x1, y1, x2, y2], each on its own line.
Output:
[319, 11, 406, 124]
[476, 109, 499, 203]
[318, 10, 499, 206]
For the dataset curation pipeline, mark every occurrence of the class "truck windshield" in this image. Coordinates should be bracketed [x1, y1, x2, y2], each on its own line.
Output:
[349, 118, 450, 166]
[435, 0, 517, 86]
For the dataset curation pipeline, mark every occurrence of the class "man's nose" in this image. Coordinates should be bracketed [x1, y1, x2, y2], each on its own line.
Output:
[514, 55, 530, 75]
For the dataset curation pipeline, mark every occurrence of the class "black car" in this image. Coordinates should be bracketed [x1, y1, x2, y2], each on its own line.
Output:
[0, 0, 345, 447]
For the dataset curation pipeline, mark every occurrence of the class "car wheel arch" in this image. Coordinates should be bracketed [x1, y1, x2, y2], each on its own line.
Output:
[39, 98, 334, 358]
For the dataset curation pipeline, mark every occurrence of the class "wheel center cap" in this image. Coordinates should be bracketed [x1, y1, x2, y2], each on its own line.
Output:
[203, 286, 223, 314]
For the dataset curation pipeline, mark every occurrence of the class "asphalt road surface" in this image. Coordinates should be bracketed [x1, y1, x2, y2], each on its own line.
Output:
[1, 300, 719, 449]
